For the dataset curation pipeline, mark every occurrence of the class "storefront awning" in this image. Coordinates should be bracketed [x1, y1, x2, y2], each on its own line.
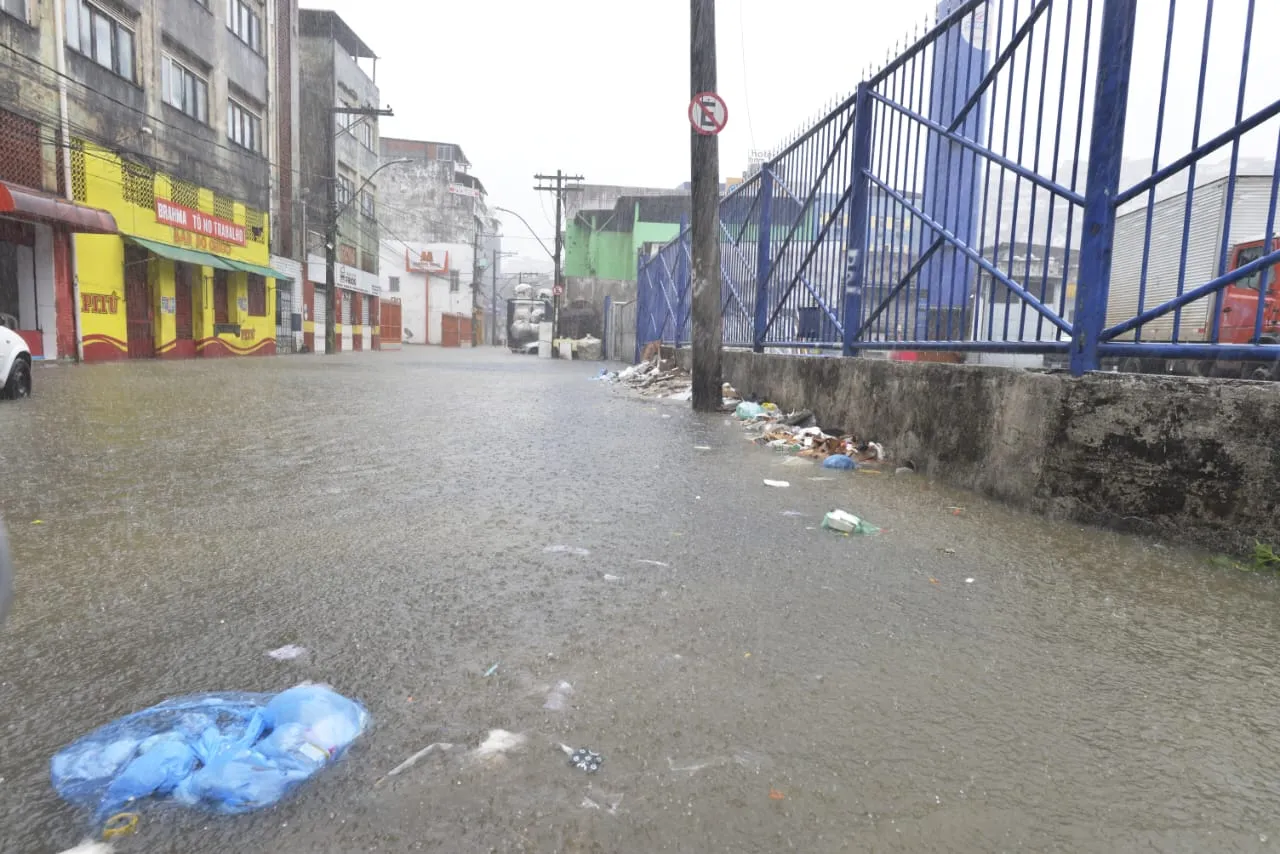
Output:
[225, 259, 295, 281]
[0, 180, 117, 234]
[125, 235, 238, 270]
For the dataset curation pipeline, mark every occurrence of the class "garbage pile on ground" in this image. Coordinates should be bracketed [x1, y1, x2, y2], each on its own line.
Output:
[51, 684, 368, 832]
[597, 354, 892, 470]
[734, 400, 888, 468]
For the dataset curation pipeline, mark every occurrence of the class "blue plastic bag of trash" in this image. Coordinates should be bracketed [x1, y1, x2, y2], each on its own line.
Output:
[735, 401, 765, 420]
[50, 684, 368, 826]
[822, 454, 858, 470]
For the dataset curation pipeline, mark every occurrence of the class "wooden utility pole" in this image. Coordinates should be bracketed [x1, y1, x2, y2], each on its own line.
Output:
[689, 0, 723, 410]
[534, 171, 583, 344]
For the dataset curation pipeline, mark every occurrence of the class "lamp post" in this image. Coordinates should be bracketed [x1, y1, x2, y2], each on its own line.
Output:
[324, 154, 410, 356]
[491, 249, 516, 346]
[493, 206, 555, 261]
[324, 102, 396, 356]
[494, 206, 560, 345]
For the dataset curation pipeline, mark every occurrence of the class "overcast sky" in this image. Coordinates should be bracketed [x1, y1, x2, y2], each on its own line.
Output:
[309, 0, 943, 269]
[309, 0, 1280, 272]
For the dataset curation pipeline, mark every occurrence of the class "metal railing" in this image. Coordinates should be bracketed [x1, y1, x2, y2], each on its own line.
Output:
[637, 0, 1280, 377]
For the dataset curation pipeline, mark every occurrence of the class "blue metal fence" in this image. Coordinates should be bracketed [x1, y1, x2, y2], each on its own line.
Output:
[637, 0, 1280, 377]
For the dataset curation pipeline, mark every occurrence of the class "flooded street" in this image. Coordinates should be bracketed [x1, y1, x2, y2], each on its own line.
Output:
[3, 347, 1280, 853]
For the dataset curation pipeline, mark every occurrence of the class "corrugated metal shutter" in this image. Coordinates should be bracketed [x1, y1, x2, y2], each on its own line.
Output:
[313, 290, 326, 355]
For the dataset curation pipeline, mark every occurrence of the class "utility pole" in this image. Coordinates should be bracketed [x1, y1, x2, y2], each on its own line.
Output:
[326, 105, 393, 356]
[472, 227, 482, 346]
[534, 170, 583, 345]
[690, 0, 722, 410]
[490, 250, 517, 346]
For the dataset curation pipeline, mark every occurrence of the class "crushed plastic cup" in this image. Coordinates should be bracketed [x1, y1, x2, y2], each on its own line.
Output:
[821, 510, 880, 536]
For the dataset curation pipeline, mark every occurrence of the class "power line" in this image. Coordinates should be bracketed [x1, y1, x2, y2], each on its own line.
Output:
[0, 40, 334, 188]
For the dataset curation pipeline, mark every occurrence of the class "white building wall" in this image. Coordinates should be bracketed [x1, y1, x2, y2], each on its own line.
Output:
[382, 240, 474, 344]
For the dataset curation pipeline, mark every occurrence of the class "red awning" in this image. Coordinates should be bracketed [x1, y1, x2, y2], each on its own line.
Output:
[0, 180, 117, 234]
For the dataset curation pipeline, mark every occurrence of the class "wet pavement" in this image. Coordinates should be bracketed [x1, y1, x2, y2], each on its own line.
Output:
[2, 346, 1280, 854]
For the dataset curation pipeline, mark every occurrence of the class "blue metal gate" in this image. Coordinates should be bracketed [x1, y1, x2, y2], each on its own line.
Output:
[637, 0, 1280, 376]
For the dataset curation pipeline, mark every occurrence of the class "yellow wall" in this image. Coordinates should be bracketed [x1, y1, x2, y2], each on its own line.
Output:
[73, 140, 276, 359]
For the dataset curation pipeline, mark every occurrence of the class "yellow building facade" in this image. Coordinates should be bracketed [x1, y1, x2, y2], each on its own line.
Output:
[71, 141, 287, 361]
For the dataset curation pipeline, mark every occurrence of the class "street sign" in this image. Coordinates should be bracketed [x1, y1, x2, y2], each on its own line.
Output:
[553, 284, 564, 297]
[688, 92, 728, 136]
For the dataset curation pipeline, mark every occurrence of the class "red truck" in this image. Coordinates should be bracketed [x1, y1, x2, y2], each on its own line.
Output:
[1106, 174, 1280, 380]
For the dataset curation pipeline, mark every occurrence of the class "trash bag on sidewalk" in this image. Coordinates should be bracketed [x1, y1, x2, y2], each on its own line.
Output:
[50, 684, 368, 827]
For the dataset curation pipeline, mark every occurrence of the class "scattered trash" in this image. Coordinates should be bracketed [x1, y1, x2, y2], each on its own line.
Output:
[865, 442, 886, 461]
[265, 645, 306, 661]
[735, 401, 765, 420]
[483, 662, 500, 678]
[635, 559, 670, 567]
[50, 685, 369, 826]
[763, 479, 790, 488]
[32, 519, 44, 525]
[694, 445, 712, 450]
[769, 789, 786, 800]
[544, 545, 591, 556]
[543, 681, 574, 712]
[473, 730, 526, 761]
[376, 742, 453, 785]
[965, 578, 975, 584]
[101, 812, 137, 839]
[781, 511, 805, 517]
[602, 574, 621, 582]
[821, 510, 880, 536]
[821, 454, 857, 470]
[744, 652, 752, 659]
[941, 548, 956, 555]
[568, 748, 604, 774]
[929, 578, 939, 584]
[597, 353, 693, 399]
[948, 506, 965, 516]
[783, 409, 816, 427]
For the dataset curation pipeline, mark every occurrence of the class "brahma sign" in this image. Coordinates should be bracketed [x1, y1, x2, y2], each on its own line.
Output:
[155, 199, 246, 246]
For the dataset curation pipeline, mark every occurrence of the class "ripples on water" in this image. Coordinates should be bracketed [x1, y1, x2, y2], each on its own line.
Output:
[1, 350, 1278, 853]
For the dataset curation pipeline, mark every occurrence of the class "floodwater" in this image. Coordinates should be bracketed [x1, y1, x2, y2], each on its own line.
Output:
[2, 347, 1279, 854]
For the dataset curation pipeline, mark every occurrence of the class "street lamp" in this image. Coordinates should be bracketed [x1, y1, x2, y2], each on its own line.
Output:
[494, 206, 554, 261]
[324, 155, 411, 355]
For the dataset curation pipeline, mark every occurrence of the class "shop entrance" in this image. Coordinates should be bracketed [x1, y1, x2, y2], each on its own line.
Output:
[124, 245, 154, 359]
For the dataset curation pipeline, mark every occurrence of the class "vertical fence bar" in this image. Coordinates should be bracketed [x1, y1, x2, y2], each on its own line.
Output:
[674, 215, 689, 348]
[634, 256, 645, 363]
[1070, 0, 1137, 375]
[842, 82, 874, 356]
[753, 167, 774, 351]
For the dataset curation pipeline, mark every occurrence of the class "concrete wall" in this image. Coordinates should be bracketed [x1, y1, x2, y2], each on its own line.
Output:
[674, 350, 1280, 554]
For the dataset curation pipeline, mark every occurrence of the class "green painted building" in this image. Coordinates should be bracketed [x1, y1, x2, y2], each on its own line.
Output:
[561, 193, 690, 337]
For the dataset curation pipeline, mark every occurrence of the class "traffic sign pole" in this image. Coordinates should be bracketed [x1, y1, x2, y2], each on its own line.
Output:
[689, 0, 723, 412]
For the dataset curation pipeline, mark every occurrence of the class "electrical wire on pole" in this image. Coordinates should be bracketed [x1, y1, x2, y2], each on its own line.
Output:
[533, 171, 584, 344]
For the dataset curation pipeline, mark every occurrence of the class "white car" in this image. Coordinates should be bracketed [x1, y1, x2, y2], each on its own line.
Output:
[0, 313, 33, 400]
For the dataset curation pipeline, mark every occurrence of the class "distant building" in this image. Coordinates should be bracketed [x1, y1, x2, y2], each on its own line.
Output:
[377, 138, 498, 246]
[0, 0, 295, 361]
[298, 9, 383, 354]
[379, 239, 476, 346]
[562, 190, 692, 336]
